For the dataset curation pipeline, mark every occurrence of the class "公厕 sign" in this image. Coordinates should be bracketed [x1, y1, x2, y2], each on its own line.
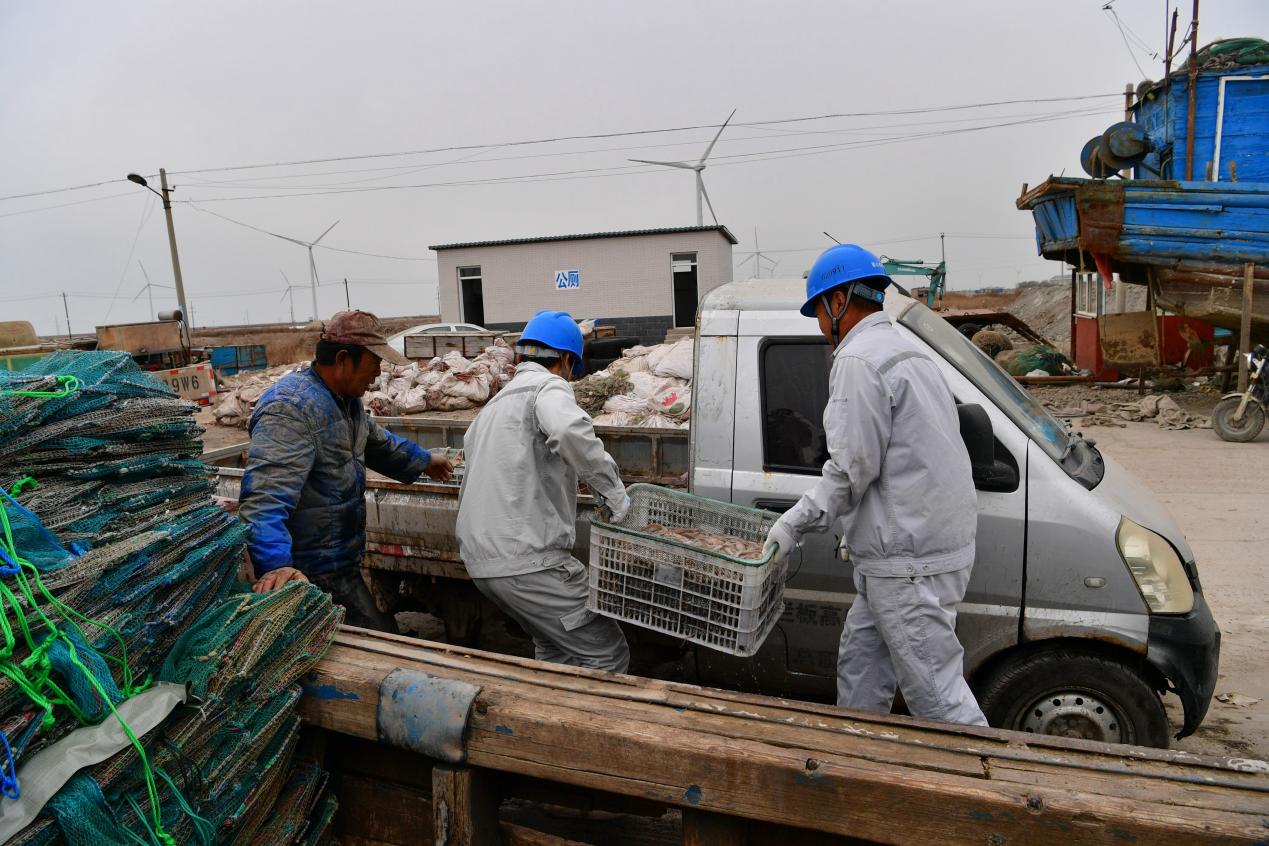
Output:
[554, 270, 580, 290]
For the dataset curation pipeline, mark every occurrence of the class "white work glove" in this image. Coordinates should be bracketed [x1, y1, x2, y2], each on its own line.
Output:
[762, 517, 799, 563]
[608, 493, 632, 524]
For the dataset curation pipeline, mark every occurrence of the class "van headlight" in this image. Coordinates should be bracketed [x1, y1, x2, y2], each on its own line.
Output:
[1116, 518, 1194, 614]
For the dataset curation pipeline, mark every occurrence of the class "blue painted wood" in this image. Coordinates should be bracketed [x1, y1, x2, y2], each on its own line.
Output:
[1134, 64, 1269, 182]
[1022, 178, 1269, 266]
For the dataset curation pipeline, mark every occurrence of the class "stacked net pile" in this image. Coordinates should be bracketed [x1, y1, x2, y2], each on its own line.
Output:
[10, 583, 342, 845]
[0, 351, 342, 844]
[0, 352, 240, 772]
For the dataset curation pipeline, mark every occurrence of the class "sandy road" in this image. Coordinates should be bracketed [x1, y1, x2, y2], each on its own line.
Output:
[1090, 422, 1268, 759]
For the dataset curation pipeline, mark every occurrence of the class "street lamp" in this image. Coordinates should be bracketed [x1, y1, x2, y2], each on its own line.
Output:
[126, 168, 191, 354]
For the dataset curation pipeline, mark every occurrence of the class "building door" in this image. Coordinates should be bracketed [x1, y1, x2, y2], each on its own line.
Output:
[671, 252, 698, 328]
[458, 266, 484, 326]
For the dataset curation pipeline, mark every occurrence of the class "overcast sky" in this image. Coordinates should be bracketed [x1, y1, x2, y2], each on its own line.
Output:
[2, 1, 1265, 335]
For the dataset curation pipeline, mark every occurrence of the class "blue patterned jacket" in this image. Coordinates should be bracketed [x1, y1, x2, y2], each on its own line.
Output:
[239, 367, 431, 576]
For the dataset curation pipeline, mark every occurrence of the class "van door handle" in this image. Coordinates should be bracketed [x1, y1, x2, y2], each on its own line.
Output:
[754, 499, 797, 514]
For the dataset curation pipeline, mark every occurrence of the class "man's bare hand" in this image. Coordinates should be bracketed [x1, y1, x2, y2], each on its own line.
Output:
[252, 566, 309, 593]
[424, 454, 454, 482]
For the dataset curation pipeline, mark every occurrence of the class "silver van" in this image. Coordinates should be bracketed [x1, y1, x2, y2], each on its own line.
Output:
[689, 278, 1219, 747]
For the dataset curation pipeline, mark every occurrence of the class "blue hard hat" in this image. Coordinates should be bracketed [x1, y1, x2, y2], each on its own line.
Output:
[519, 310, 585, 375]
[800, 244, 891, 318]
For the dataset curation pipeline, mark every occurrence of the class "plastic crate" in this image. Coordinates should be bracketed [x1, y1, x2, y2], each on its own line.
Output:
[587, 484, 786, 656]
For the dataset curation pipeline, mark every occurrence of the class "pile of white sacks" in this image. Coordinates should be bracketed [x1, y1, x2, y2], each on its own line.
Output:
[211, 336, 694, 429]
[365, 340, 516, 415]
[584, 337, 693, 430]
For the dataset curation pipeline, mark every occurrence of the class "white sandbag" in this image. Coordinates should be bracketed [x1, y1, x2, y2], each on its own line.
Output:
[602, 394, 647, 415]
[388, 376, 414, 394]
[626, 371, 676, 400]
[621, 345, 653, 359]
[592, 411, 635, 427]
[648, 385, 691, 418]
[366, 391, 397, 416]
[441, 351, 474, 372]
[213, 392, 246, 422]
[640, 412, 688, 429]
[396, 386, 430, 414]
[577, 319, 597, 337]
[608, 355, 650, 375]
[651, 338, 694, 380]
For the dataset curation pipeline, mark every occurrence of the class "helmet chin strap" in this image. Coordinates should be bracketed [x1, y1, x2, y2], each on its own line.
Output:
[820, 282, 856, 348]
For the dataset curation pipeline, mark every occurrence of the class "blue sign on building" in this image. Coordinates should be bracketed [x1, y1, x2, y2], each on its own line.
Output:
[555, 269, 581, 290]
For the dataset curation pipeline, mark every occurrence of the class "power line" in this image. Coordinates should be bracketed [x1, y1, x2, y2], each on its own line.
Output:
[0, 178, 128, 203]
[174, 106, 1116, 205]
[0, 190, 138, 219]
[0, 92, 1121, 204]
[1104, 3, 1152, 79]
[177, 105, 1121, 191]
[102, 195, 158, 321]
[164, 91, 1119, 178]
[185, 203, 437, 260]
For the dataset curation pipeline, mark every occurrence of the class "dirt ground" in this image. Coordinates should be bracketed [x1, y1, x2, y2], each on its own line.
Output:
[1091, 422, 1269, 760]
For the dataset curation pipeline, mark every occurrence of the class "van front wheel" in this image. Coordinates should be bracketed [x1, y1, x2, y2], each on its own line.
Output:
[976, 648, 1169, 747]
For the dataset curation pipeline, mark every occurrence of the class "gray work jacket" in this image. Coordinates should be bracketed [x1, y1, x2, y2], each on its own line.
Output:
[782, 312, 977, 577]
[456, 363, 626, 579]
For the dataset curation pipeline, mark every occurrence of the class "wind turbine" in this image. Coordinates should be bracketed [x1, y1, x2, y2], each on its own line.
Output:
[132, 261, 174, 319]
[279, 270, 305, 325]
[735, 228, 778, 278]
[630, 109, 735, 226]
[264, 220, 341, 320]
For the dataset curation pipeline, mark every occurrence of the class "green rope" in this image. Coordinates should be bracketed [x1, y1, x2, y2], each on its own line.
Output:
[8, 476, 37, 497]
[0, 494, 171, 843]
[0, 374, 80, 398]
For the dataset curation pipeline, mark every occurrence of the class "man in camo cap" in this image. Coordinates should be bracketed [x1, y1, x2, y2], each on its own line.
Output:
[240, 310, 452, 631]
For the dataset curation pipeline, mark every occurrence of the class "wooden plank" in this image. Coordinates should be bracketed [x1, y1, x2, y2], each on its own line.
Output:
[433, 765, 501, 846]
[499, 822, 590, 846]
[335, 773, 434, 845]
[331, 628, 1263, 782]
[301, 642, 1269, 845]
[682, 809, 749, 845]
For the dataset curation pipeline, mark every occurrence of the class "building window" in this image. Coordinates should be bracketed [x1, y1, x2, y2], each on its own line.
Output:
[458, 266, 484, 326]
[760, 340, 830, 473]
[1075, 272, 1103, 317]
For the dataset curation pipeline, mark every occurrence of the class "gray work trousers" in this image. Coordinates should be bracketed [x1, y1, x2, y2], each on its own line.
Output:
[309, 567, 399, 634]
[473, 557, 630, 673]
[837, 566, 988, 726]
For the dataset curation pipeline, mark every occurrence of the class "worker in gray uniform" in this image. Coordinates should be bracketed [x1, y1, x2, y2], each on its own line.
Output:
[457, 310, 632, 672]
[763, 244, 988, 726]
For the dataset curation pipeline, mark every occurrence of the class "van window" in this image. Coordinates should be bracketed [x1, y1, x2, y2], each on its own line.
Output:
[760, 341, 830, 473]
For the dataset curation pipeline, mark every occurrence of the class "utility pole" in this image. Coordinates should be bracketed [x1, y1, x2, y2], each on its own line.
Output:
[939, 232, 946, 307]
[344, 278, 351, 309]
[157, 169, 191, 346]
[1184, 0, 1200, 180]
[61, 292, 71, 343]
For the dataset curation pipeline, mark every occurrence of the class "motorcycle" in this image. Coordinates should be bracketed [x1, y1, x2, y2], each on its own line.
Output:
[1213, 344, 1267, 442]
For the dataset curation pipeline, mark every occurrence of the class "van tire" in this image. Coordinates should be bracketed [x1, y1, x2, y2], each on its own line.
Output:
[976, 648, 1170, 748]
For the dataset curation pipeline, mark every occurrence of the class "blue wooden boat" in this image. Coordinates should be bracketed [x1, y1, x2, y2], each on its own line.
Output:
[1017, 39, 1269, 337]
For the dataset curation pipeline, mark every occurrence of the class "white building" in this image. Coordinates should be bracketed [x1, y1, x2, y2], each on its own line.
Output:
[430, 226, 737, 344]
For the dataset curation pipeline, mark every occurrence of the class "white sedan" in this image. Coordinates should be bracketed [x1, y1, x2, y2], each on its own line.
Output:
[386, 322, 487, 355]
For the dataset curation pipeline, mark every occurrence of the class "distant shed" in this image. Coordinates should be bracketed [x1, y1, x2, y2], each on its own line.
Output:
[430, 226, 738, 345]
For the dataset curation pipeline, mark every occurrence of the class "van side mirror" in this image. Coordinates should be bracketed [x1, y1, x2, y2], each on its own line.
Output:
[957, 404, 1020, 493]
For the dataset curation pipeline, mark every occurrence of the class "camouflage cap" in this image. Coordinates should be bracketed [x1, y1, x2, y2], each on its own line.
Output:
[320, 309, 408, 366]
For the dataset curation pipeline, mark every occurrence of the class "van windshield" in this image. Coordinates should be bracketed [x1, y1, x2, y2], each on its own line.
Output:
[897, 303, 1072, 464]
